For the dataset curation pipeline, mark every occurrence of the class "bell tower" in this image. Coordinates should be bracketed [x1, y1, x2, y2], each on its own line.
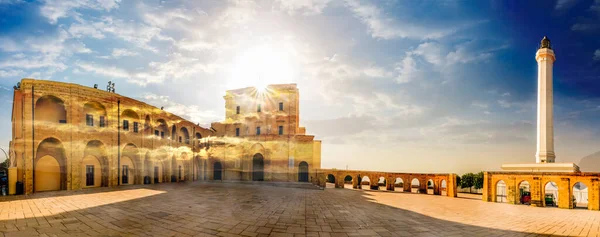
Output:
[535, 36, 556, 163]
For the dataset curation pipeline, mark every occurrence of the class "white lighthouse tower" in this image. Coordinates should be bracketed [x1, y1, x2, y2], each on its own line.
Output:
[535, 36, 556, 163]
[501, 36, 578, 172]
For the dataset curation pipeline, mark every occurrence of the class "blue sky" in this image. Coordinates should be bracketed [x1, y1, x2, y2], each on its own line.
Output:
[0, 0, 599, 173]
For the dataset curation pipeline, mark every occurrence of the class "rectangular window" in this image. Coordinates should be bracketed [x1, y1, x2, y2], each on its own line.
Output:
[278, 126, 283, 135]
[133, 122, 139, 133]
[85, 165, 94, 186]
[160, 131, 165, 139]
[236, 106, 240, 114]
[279, 102, 283, 111]
[99, 116, 106, 127]
[86, 114, 93, 126]
[123, 120, 129, 131]
[155, 130, 159, 136]
[179, 136, 182, 143]
[59, 119, 67, 124]
[256, 126, 261, 135]
[257, 104, 261, 112]
[235, 128, 240, 137]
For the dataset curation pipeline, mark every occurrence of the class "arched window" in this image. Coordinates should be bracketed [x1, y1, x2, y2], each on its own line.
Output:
[35, 95, 67, 124]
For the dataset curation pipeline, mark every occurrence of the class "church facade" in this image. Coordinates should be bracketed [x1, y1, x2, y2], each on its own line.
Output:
[8, 79, 321, 195]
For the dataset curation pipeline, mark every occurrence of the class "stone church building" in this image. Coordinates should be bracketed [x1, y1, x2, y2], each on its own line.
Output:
[8, 79, 321, 194]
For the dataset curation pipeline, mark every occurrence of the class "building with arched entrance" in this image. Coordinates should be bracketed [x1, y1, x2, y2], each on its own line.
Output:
[8, 79, 321, 194]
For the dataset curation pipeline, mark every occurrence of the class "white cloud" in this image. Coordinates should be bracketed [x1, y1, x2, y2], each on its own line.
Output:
[395, 55, 419, 83]
[344, 0, 480, 40]
[594, 49, 600, 61]
[0, 69, 24, 78]
[555, 0, 578, 10]
[40, 0, 122, 24]
[140, 93, 221, 126]
[274, 0, 332, 15]
[111, 48, 138, 58]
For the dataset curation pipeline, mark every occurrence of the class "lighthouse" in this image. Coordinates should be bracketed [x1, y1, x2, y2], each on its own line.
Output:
[535, 36, 556, 163]
[501, 36, 578, 172]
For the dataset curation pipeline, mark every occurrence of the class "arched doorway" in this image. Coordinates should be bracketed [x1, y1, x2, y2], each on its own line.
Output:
[35, 138, 67, 192]
[361, 176, 370, 190]
[441, 180, 447, 196]
[154, 162, 163, 183]
[252, 153, 264, 181]
[213, 162, 223, 180]
[121, 156, 135, 185]
[343, 175, 353, 189]
[378, 177, 386, 191]
[35, 95, 67, 123]
[496, 180, 507, 203]
[83, 140, 108, 188]
[35, 156, 61, 191]
[298, 161, 309, 182]
[411, 178, 420, 193]
[427, 179, 434, 194]
[82, 155, 102, 188]
[518, 181, 531, 205]
[326, 174, 336, 188]
[573, 182, 588, 209]
[544, 181, 559, 207]
[395, 178, 404, 192]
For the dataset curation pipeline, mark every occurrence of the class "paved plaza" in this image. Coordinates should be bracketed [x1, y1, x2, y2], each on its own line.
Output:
[1, 182, 600, 237]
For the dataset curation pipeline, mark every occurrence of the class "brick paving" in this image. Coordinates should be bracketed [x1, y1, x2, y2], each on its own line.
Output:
[1, 182, 600, 237]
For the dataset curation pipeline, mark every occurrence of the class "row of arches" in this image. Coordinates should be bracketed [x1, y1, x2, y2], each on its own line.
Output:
[495, 180, 588, 208]
[35, 95, 205, 144]
[326, 174, 448, 195]
[33, 137, 205, 192]
[32, 138, 313, 192]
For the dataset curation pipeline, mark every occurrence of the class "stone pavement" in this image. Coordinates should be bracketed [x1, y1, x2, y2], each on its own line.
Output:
[0, 182, 600, 237]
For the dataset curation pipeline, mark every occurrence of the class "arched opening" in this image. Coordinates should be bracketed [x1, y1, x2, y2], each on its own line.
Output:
[496, 180, 507, 203]
[361, 176, 370, 190]
[171, 125, 178, 142]
[122, 144, 140, 184]
[544, 181, 559, 207]
[441, 180, 447, 196]
[518, 181, 531, 205]
[213, 162, 222, 180]
[573, 182, 588, 209]
[180, 127, 190, 144]
[378, 177, 386, 191]
[144, 152, 152, 184]
[411, 178, 420, 193]
[427, 179, 434, 194]
[252, 153, 264, 181]
[35, 95, 67, 124]
[121, 109, 139, 132]
[121, 156, 135, 185]
[83, 101, 107, 127]
[154, 162, 163, 183]
[343, 175, 353, 189]
[394, 178, 404, 192]
[82, 140, 108, 188]
[298, 161, 309, 182]
[35, 138, 67, 192]
[326, 174, 336, 188]
[155, 119, 169, 139]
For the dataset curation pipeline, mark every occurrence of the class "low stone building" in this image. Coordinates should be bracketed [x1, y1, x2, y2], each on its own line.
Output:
[8, 79, 321, 194]
[482, 171, 600, 210]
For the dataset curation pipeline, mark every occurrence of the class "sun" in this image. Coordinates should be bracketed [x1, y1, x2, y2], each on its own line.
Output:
[227, 44, 296, 90]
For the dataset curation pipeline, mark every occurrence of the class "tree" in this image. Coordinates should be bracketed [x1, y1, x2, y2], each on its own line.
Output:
[474, 172, 484, 190]
[455, 175, 461, 188]
[461, 173, 475, 193]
